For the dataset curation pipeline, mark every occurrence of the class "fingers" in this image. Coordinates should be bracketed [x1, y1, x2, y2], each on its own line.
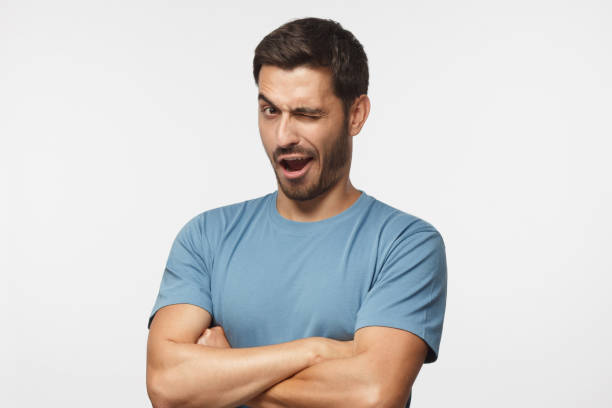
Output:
[200, 326, 222, 337]
[196, 328, 214, 345]
[197, 326, 230, 348]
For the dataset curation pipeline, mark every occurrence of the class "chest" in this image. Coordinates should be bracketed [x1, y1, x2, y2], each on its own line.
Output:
[210, 230, 378, 347]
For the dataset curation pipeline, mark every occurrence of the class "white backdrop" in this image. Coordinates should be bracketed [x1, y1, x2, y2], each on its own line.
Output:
[1, 1, 611, 407]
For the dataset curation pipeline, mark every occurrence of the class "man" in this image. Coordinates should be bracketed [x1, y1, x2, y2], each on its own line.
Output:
[146, 17, 447, 408]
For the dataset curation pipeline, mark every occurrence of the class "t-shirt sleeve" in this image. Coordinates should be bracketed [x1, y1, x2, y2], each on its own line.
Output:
[147, 214, 214, 329]
[354, 228, 447, 363]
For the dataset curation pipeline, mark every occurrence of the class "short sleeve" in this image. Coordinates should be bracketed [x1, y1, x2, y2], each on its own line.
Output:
[147, 214, 214, 329]
[354, 228, 447, 363]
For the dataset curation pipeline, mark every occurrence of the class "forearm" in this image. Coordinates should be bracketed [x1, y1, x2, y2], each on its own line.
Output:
[147, 338, 317, 408]
[246, 352, 377, 408]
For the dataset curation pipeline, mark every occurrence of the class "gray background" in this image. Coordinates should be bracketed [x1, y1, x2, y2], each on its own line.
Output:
[1, 0, 611, 406]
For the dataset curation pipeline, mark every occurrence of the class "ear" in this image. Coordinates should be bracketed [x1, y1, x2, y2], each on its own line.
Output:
[347, 94, 371, 137]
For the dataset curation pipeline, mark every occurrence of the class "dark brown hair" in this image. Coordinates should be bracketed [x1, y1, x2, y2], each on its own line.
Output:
[253, 17, 369, 115]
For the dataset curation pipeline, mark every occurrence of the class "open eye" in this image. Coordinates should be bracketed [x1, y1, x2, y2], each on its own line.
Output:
[261, 106, 278, 116]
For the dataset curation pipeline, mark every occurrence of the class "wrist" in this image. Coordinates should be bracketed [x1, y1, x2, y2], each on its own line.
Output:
[300, 337, 324, 367]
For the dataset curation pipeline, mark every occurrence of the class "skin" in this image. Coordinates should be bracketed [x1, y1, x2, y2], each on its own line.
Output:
[146, 64, 429, 408]
[197, 322, 427, 408]
[257, 64, 370, 222]
[197, 326, 231, 348]
[147, 304, 357, 408]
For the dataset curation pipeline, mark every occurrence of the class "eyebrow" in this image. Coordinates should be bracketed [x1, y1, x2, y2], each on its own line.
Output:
[258, 93, 327, 116]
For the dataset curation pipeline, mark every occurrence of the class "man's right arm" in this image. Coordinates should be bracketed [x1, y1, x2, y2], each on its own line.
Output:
[146, 303, 351, 408]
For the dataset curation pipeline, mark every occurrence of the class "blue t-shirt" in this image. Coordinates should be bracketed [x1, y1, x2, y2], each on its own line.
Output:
[148, 190, 447, 407]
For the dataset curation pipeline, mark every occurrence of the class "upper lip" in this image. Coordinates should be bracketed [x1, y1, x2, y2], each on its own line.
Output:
[278, 155, 313, 163]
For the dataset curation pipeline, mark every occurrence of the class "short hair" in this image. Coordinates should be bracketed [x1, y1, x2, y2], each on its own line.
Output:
[253, 17, 369, 115]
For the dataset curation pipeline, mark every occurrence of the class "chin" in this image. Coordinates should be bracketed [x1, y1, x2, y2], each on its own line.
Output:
[279, 181, 314, 201]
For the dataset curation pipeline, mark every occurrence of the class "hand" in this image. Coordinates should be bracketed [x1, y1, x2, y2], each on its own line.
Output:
[311, 337, 355, 365]
[245, 337, 355, 408]
[196, 325, 231, 348]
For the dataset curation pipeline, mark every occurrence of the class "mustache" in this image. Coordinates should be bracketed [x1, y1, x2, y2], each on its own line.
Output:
[274, 148, 315, 160]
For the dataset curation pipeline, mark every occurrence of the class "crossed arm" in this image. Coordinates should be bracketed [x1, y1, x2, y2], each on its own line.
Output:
[146, 304, 428, 408]
[245, 324, 427, 408]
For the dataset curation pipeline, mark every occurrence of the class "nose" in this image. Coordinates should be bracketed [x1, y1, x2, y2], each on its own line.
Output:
[276, 113, 299, 148]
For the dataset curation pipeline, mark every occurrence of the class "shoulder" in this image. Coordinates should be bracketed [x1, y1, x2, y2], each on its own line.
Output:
[365, 194, 444, 248]
[177, 192, 273, 246]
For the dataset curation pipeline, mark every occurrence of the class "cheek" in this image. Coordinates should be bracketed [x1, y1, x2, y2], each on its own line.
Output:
[300, 123, 333, 151]
[258, 123, 275, 160]
[257, 118, 266, 140]
[312, 126, 340, 156]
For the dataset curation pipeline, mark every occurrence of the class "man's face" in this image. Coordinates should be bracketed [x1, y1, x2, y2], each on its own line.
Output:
[257, 65, 351, 201]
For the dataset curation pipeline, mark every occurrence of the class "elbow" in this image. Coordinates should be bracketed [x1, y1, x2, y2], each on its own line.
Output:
[147, 368, 225, 408]
[359, 381, 384, 408]
[364, 383, 408, 408]
[147, 370, 175, 408]
[147, 369, 192, 408]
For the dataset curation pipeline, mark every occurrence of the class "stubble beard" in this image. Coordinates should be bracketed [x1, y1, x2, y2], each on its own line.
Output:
[274, 119, 351, 202]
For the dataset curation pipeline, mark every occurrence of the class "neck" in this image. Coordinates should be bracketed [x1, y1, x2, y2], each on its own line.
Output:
[275, 178, 362, 222]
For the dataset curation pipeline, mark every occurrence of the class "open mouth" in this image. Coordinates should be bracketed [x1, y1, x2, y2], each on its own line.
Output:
[281, 157, 313, 172]
[279, 157, 314, 179]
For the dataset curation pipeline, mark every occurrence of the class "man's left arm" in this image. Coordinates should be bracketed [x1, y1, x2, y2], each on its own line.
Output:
[245, 228, 446, 408]
[245, 325, 428, 408]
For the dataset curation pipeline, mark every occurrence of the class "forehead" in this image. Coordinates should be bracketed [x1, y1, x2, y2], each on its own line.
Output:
[258, 65, 339, 109]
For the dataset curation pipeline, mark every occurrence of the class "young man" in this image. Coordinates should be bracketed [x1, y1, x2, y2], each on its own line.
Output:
[146, 17, 447, 408]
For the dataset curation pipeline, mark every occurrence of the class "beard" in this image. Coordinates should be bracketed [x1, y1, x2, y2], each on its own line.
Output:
[273, 118, 351, 202]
